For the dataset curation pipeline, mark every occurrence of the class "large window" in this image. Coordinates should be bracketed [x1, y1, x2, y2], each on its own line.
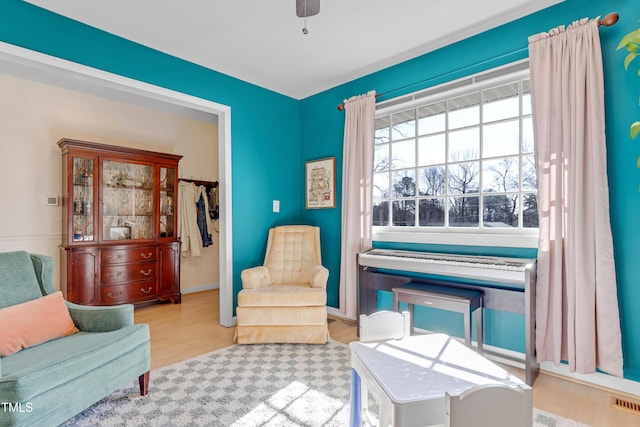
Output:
[373, 62, 537, 247]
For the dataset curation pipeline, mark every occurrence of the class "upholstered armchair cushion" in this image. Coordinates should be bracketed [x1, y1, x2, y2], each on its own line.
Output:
[0, 326, 149, 404]
[240, 266, 272, 290]
[66, 302, 135, 332]
[240, 265, 329, 290]
[263, 225, 327, 286]
[238, 284, 327, 307]
[308, 264, 329, 288]
[236, 225, 330, 344]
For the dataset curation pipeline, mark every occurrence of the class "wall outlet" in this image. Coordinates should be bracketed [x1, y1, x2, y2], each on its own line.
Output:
[273, 200, 280, 213]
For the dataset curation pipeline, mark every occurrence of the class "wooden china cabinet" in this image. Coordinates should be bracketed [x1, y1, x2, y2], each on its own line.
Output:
[58, 138, 183, 306]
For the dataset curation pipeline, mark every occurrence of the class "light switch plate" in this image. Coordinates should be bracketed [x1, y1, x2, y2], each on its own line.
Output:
[273, 200, 280, 213]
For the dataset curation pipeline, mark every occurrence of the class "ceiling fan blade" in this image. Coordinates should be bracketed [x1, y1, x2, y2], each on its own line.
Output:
[296, 0, 320, 17]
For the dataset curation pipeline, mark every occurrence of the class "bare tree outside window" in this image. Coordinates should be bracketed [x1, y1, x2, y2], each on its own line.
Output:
[372, 67, 537, 233]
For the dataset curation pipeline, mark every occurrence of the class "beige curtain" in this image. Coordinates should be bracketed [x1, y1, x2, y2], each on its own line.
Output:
[528, 18, 623, 376]
[339, 91, 376, 319]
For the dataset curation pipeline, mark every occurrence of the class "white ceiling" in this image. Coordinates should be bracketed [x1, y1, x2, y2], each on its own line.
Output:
[26, 0, 561, 100]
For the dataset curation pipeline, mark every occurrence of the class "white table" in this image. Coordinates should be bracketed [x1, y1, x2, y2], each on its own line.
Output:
[349, 333, 527, 427]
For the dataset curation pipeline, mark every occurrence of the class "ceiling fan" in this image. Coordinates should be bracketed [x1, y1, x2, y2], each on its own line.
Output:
[296, 0, 320, 18]
[296, 0, 319, 34]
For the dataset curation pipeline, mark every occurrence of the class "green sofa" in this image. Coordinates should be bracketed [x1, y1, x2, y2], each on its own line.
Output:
[0, 251, 150, 426]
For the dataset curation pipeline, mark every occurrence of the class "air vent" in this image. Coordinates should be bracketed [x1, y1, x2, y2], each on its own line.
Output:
[611, 396, 640, 415]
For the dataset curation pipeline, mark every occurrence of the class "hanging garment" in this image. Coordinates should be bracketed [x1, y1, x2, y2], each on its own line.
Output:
[207, 184, 219, 220]
[178, 181, 202, 257]
[196, 185, 213, 247]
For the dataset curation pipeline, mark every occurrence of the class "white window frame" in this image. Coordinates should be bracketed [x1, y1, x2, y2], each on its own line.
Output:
[372, 60, 538, 249]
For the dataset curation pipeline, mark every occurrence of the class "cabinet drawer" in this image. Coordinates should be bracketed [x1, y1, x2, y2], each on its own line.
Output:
[101, 247, 157, 264]
[101, 262, 157, 284]
[101, 282, 157, 304]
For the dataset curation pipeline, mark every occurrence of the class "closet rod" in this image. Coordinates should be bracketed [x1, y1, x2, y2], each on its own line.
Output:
[179, 177, 218, 187]
[336, 11, 619, 111]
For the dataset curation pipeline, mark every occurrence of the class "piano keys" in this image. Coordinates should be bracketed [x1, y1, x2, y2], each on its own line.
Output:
[357, 248, 539, 385]
[358, 248, 536, 288]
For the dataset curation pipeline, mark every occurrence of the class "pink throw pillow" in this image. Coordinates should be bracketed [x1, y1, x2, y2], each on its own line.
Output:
[0, 291, 79, 357]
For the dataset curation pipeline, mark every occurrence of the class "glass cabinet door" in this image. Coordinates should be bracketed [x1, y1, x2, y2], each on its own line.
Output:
[159, 167, 176, 238]
[102, 160, 154, 241]
[72, 157, 95, 242]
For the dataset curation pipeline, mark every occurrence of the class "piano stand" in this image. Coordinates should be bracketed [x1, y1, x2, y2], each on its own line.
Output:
[392, 283, 484, 353]
[357, 251, 539, 386]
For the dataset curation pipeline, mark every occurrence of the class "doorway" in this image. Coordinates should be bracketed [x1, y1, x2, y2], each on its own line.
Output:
[0, 41, 234, 326]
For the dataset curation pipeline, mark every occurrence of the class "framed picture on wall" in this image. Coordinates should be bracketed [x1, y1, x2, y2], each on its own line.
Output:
[305, 157, 336, 209]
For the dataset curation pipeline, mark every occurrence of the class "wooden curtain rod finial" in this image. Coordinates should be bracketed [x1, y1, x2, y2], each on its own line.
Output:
[599, 12, 619, 27]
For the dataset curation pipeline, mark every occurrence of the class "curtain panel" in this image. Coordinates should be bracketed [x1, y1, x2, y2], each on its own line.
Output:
[528, 18, 623, 376]
[339, 91, 376, 319]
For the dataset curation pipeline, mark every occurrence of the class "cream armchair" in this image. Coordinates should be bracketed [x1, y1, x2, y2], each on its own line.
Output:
[235, 225, 330, 344]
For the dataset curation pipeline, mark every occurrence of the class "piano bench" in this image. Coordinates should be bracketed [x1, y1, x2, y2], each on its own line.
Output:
[392, 283, 484, 353]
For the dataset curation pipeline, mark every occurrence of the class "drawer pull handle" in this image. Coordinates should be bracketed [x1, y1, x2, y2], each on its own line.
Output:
[107, 292, 121, 299]
[107, 254, 123, 261]
[140, 252, 153, 259]
[107, 272, 122, 279]
[140, 269, 153, 276]
[140, 287, 153, 294]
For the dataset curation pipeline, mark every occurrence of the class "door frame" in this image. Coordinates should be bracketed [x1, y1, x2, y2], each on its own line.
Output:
[0, 41, 235, 326]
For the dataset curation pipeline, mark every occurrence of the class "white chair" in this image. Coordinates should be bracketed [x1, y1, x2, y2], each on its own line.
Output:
[359, 310, 411, 342]
[445, 383, 533, 427]
[357, 310, 410, 426]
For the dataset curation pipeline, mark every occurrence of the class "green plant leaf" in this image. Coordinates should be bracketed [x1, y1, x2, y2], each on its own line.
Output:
[618, 30, 640, 49]
[631, 122, 640, 139]
[624, 52, 638, 70]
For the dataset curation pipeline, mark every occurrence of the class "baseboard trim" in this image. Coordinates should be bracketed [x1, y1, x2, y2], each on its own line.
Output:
[182, 283, 219, 294]
[539, 362, 640, 399]
[327, 307, 356, 322]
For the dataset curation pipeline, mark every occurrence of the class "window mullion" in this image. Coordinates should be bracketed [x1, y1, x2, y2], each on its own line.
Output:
[518, 79, 524, 229]
[444, 99, 450, 228]
[388, 138, 393, 225]
[414, 107, 419, 228]
[479, 89, 485, 229]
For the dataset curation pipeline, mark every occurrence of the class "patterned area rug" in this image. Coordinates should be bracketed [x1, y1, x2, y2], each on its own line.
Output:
[63, 341, 590, 426]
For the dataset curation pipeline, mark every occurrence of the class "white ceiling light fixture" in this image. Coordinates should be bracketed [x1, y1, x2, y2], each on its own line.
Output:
[296, 0, 320, 35]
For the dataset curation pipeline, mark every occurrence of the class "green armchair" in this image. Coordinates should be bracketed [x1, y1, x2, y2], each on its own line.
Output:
[0, 251, 150, 427]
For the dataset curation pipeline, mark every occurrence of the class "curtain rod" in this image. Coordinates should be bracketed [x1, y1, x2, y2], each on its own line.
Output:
[337, 11, 619, 111]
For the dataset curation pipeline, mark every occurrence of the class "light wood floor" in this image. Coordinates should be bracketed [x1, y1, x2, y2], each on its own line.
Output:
[135, 290, 640, 427]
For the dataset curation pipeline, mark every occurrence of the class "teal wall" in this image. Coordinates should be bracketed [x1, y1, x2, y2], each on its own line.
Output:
[300, 0, 640, 382]
[0, 1, 304, 308]
[2, 0, 638, 382]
